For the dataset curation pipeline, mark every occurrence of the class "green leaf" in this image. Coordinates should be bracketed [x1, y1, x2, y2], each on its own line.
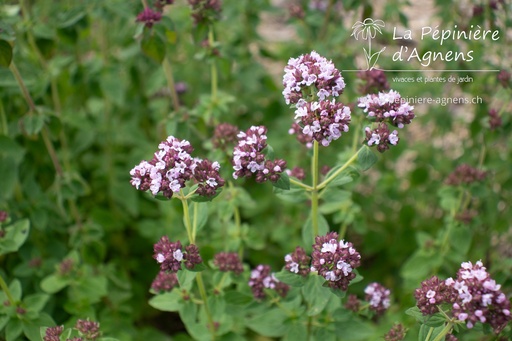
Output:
[0, 40, 12, 67]
[302, 275, 333, 316]
[148, 290, 182, 312]
[6, 318, 22, 341]
[40, 274, 71, 294]
[9, 279, 22, 301]
[22, 114, 46, 135]
[0, 315, 10, 331]
[24, 293, 49, 313]
[405, 306, 423, 321]
[302, 212, 329, 249]
[177, 269, 197, 291]
[357, 145, 378, 171]
[449, 224, 472, 255]
[246, 308, 289, 337]
[424, 313, 446, 327]
[263, 144, 275, 160]
[223, 291, 252, 306]
[272, 171, 290, 190]
[283, 319, 308, 341]
[418, 324, 445, 341]
[141, 34, 166, 64]
[0, 219, 30, 256]
[187, 262, 207, 272]
[274, 187, 308, 203]
[191, 203, 208, 233]
[401, 250, 442, 280]
[190, 188, 223, 202]
[274, 269, 307, 287]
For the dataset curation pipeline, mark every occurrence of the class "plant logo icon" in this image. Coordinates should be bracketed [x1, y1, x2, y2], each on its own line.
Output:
[351, 18, 386, 70]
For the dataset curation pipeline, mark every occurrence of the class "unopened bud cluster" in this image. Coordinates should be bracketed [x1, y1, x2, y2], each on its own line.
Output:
[445, 164, 487, 186]
[213, 252, 244, 275]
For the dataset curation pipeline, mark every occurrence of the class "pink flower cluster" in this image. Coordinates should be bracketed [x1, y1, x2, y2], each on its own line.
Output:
[213, 252, 244, 275]
[130, 136, 224, 199]
[415, 260, 511, 333]
[447, 260, 511, 333]
[151, 271, 179, 293]
[365, 282, 391, 315]
[248, 264, 289, 300]
[232, 126, 286, 183]
[311, 232, 361, 291]
[283, 51, 351, 147]
[284, 246, 311, 277]
[153, 236, 203, 272]
[283, 51, 345, 105]
[358, 90, 414, 153]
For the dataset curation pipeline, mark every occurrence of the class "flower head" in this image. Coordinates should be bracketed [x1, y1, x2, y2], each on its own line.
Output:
[488, 109, 502, 130]
[75, 319, 101, 340]
[384, 323, 407, 341]
[283, 51, 345, 105]
[311, 232, 361, 290]
[130, 136, 224, 199]
[284, 246, 311, 277]
[351, 18, 385, 40]
[445, 164, 487, 186]
[497, 70, 510, 88]
[364, 123, 399, 153]
[188, 0, 222, 25]
[448, 260, 511, 333]
[365, 282, 391, 315]
[414, 276, 456, 316]
[153, 236, 203, 272]
[136, 8, 162, 28]
[212, 123, 239, 150]
[151, 271, 179, 293]
[44, 326, 64, 341]
[291, 100, 351, 147]
[213, 252, 244, 275]
[358, 90, 414, 128]
[249, 264, 289, 300]
[357, 69, 390, 94]
[232, 126, 287, 183]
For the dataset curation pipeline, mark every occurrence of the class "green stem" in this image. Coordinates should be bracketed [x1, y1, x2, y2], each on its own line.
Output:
[339, 221, 348, 240]
[196, 272, 217, 340]
[180, 194, 194, 243]
[431, 322, 453, 341]
[317, 146, 362, 190]
[162, 57, 181, 113]
[0, 101, 7, 135]
[0, 275, 16, 306]
[424, 327, 434, 341]
[311, 141, 320, 240]
[192, 202, 199, 243]
[214, 272, 229, 292]
[289, 177, 313, 191]
[9, 62, 36, 112]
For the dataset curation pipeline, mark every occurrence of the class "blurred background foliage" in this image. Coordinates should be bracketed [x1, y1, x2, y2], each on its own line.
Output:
[0, 0, 511, 340]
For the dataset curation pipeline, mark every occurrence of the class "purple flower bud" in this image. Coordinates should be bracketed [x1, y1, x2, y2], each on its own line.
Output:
[364, 123, 399, 153]
[384, 323, 407, 341]
[445, 164, 487, 186]
[151, 271, 179, 293]
[357, 69, 390, 94]
[43, 326, 64, 341]
[136, 8, 162, 28]
[213, 252, 244, 275]
[75, 319, 101, 340]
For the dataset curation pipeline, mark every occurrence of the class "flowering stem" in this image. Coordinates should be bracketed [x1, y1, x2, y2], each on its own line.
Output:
[9, 61, 64, 177]
[0, 275, 16, 307]
[179, 192, 216, 340]
[192, 202, 199, 243]
[311, 141, 320, 240]
[0, 101, 7, 135]
[162, 57, 181, 113]
[179, 193, 194, 243]
[430, 322, 453, 341]
[289, 177, 313, 191]
[317, 146, 362, 190]
[196, 272, 217, 340]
